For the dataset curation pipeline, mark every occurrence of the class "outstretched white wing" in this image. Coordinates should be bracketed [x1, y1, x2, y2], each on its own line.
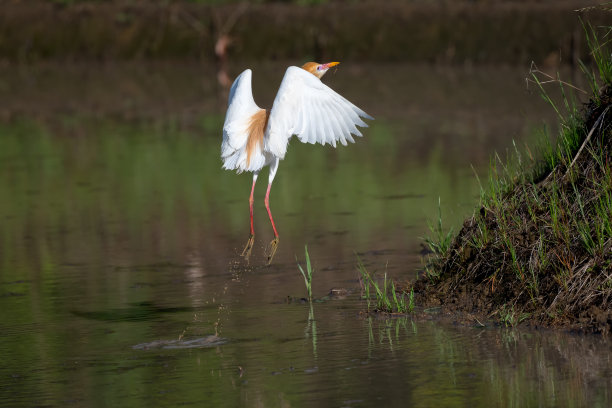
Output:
[265, 66, 373, 160]
[221, 69, 264, 172]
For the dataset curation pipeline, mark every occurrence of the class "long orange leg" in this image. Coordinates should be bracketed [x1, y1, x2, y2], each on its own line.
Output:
[264, 182, 279, 264]
[241, 174, 258, 261]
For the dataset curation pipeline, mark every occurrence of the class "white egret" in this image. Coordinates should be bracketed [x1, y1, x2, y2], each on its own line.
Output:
[221, 61, 372, 263]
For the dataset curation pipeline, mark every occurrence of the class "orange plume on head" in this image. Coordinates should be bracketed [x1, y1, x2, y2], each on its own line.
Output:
[301, 61, 340, 79]
[301, 62, 320, 75]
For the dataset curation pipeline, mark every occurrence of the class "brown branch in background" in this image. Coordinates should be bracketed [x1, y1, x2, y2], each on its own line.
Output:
[213, 2, 249, 89]
[212, 3, 250, 90]
[179, 3, 249, 92]
[179, 7, 207, 36]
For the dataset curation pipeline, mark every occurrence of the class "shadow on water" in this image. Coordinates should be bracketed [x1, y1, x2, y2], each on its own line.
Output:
[0, 62, 608, 407]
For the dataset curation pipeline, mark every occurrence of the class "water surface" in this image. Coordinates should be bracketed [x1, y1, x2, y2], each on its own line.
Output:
[1, 62, 609, 407]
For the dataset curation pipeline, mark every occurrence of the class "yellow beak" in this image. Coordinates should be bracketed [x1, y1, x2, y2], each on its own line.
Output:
[322, 61, 340, 69]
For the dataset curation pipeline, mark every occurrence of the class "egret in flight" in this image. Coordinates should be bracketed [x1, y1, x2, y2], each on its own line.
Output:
[221, 61, 372, 264]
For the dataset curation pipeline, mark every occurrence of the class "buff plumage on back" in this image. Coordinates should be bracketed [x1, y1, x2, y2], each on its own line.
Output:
[221, 69, 269, 173]
[245, 109, 270, 166]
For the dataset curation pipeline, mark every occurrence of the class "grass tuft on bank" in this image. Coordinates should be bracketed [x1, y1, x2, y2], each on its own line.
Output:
[417, 21, 612, 333]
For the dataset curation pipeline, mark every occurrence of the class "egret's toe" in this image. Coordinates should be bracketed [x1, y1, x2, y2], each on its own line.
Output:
[241, 235, 255, 262]
[266, 237, 279, 265]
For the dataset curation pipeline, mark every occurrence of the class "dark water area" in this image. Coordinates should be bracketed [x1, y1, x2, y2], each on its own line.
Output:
[1, 62, 611, 407]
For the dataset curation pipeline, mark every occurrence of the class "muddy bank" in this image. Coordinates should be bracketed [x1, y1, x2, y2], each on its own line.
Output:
[0, 1, 607, 64]
[416, 79, 612, 334]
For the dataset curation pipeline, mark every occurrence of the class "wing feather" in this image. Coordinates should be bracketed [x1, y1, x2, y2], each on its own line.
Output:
[313, 105, 327, 144]
[265, 66, 372, 159]
[326, 101, 353, 144]
[321, 103, 338, 146]
[331, 99, 354, 144]
[320, 99, 343, 147]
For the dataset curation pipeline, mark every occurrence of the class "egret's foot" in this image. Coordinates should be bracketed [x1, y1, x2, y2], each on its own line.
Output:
[265, 237, 279, 265]
[241, 235, 255, 262]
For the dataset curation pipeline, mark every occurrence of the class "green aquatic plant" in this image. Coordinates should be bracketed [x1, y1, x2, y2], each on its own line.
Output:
[305, 302, 318, 359]
[295, 246, 317, 357]
[297, 245, 314, 301]
[408, 287, 415, 313]
[498, 304, 530, 327]
[357, 257, 411, 314]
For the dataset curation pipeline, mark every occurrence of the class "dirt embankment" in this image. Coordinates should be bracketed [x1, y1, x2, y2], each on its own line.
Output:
[0, 1, 607, 64]
[415, 83, 612, 334]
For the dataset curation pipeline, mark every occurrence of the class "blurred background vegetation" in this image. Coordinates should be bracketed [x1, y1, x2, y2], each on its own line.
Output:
[0, 0, 607, 65]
